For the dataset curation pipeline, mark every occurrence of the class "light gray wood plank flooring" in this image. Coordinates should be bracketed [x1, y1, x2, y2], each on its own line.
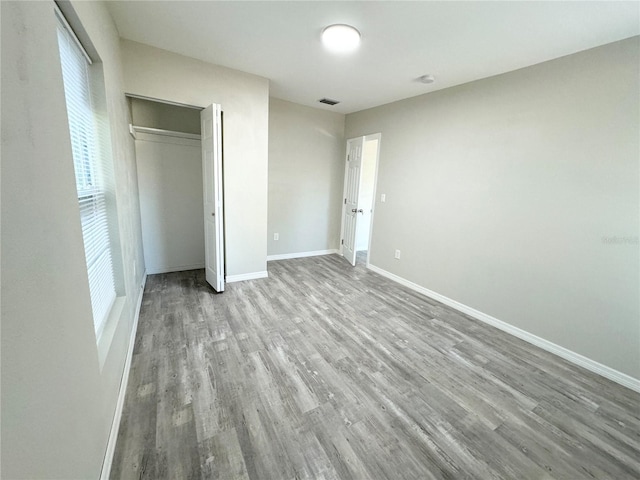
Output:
[111, 253, 640, 479]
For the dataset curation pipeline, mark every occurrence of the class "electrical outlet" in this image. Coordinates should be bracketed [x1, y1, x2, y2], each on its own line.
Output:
[381, 193, 386, 203]
[274, 233, 279, 241]
[394, 249, 401, 259]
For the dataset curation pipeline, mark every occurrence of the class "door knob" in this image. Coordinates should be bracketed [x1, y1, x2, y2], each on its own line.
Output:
[351, 208, 364, 214]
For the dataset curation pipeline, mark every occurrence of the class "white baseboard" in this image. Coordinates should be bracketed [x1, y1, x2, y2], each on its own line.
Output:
[226, 270, 269, 283]
[146, 263, 204, 275]
[267, 249, 339, 261]
[367, 264, 640, 393]
[100, 272, 148, 480]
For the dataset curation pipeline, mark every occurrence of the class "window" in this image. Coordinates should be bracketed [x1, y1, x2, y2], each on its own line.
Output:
[56, 9, 116, 339]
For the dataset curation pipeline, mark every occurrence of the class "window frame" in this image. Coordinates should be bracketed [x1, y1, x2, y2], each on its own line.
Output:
[55, 6, 118, 341]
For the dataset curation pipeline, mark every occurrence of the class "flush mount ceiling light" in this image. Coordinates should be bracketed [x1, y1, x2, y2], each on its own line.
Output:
[322, 24, 361, 53]
[418, 74, 436, 84]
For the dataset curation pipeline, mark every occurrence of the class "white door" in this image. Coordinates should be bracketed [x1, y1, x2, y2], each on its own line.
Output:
[201, 104, 224, 292]
[340, 136, 365, 266]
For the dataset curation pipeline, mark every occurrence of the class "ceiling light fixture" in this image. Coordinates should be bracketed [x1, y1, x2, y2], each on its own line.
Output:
[322, 24, 361, 54]
[418, 74, 436, 84]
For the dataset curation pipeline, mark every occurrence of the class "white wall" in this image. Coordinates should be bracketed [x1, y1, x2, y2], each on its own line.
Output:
[130, 96, 201, 134]
[120, 40, 270, 277]
[268, 98, 345, 256]
[346, 38, 640, 380]
[356, 138, 378, 251]
[1, 1, 146, 478]
[136, 134, 205, 274]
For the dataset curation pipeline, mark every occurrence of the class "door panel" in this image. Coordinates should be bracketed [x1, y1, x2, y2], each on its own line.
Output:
[341, 136, 365, 266]
[201, 104, 224, 292]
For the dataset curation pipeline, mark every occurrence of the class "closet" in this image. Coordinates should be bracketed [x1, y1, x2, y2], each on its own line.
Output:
[129, 97, 206, 275]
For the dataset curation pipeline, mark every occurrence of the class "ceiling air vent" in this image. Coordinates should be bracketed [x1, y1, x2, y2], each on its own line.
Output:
[319, 98, 340, 106]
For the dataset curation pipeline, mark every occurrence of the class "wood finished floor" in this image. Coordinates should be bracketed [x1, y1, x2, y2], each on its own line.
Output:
[111, 253, 640, 480]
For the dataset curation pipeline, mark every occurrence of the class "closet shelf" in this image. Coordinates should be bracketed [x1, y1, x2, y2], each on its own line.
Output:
[129, 124, 201, 140]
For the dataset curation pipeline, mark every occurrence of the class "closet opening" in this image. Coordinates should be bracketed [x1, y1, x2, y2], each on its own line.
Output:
[128, 96, 225, 291]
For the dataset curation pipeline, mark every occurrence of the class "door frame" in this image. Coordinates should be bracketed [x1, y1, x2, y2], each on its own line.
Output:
[339, 133, 381, 267]
[126, 93, 226, 286]
[363, 133, 381, 267]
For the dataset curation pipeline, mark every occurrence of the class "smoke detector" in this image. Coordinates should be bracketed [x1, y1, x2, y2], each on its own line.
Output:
[417, 74, 436, 84]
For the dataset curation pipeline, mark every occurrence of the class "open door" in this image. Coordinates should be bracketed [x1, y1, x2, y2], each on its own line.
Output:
[340, 136, 365, 266]
[201, 104, 224, 292]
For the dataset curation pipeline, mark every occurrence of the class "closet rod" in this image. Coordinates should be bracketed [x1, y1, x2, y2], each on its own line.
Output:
[129, 125, 202, 141]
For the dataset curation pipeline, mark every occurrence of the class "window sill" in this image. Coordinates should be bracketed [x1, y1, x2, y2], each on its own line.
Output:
[97, 296, 126, 371]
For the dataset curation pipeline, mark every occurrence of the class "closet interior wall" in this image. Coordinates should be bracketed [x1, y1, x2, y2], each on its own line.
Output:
[130, 97, 205, 274]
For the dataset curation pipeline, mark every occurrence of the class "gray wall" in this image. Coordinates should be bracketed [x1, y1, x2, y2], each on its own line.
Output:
[2, 1, 146, 478]
[121, 39, 270, 278]
[268, 98, 345, 256]
[130, 96, 201, 134]
[345, 38, 640, 379]
[136, 135, 205, 274]
[131, 98, 204, 274]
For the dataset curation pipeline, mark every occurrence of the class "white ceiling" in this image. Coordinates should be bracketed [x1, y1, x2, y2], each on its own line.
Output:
[107, 1, 640, 114]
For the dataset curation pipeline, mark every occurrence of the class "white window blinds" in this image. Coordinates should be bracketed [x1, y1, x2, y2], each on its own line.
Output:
[56, 11, 116, 338]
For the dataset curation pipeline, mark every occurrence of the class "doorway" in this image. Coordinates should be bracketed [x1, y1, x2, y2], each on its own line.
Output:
[339, 133, 380, 266]
[128, 95, 225, 291]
